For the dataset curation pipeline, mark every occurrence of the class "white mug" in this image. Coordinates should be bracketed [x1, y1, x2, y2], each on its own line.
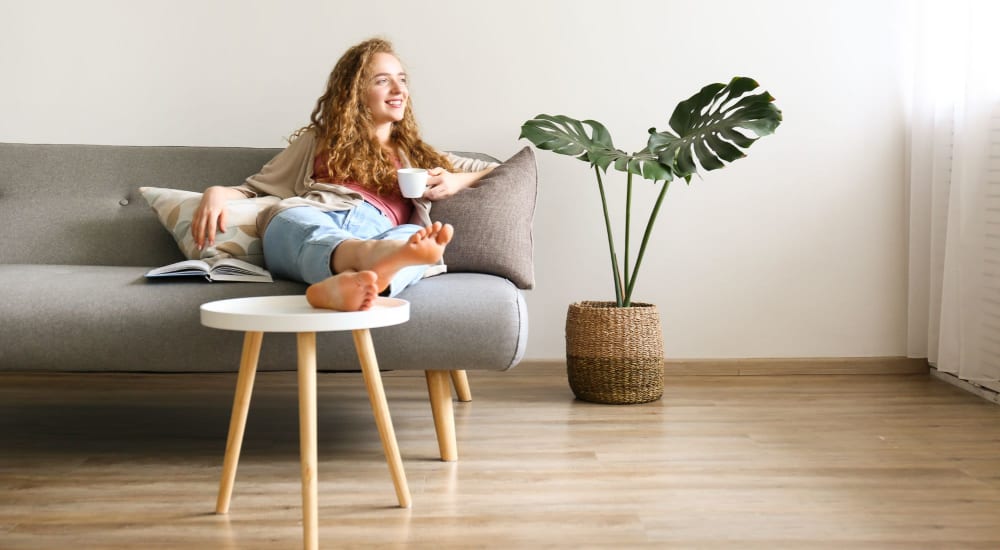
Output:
[397, 168, 428, 198]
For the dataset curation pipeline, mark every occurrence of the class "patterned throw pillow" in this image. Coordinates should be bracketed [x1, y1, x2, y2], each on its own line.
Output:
[139, 187, 279, 266]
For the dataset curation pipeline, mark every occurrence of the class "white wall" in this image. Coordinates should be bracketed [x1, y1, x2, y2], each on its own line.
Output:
[0, 0, 909, 360]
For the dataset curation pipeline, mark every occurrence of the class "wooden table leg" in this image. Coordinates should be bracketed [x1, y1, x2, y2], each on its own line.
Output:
[216, 331, 263, 514]
[353, 328, 412, 508]
[297, 332, 319, 550]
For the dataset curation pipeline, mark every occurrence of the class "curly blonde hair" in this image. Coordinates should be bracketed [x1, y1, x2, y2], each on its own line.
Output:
[298, 38, 453, 195]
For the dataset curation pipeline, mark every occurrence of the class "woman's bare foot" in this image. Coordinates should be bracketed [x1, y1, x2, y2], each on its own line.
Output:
[305, 270, 379, 311]
[332, 222, 454, 294]
[369, 222, 454, 292]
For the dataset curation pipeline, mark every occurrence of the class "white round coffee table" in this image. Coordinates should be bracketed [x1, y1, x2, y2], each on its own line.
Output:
[201, 295, 411, 550]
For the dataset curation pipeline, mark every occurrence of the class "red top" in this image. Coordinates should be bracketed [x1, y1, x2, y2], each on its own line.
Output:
[312, 151, 413, 226]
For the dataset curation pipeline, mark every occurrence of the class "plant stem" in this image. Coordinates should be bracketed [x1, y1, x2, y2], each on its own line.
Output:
[624, 169, 633, 305]
[594, 166, 624, 306]
[625, 179, 671, 304]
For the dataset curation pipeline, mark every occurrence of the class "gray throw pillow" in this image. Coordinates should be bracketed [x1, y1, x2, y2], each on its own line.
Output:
[432, 147, 537, 289]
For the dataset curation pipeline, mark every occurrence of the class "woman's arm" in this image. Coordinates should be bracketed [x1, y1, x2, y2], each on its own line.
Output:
[423, 165, 496, 201]
[192, 131, 318, 249]
[191, 186, 252, 250]
[423, 150, 500, 200]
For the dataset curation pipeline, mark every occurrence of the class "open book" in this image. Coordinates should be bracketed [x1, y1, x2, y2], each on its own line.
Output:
[145, 257, 273, 283]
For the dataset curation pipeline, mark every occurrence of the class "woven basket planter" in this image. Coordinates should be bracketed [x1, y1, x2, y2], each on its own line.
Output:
[565, 301, 664, 404]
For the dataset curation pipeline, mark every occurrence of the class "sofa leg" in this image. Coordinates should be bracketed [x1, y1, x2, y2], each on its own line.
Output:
[450, 370, 472, 402]
[425, 370, 457, 461]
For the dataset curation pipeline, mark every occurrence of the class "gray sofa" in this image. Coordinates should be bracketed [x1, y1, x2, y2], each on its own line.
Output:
[0, 142, 535, 377]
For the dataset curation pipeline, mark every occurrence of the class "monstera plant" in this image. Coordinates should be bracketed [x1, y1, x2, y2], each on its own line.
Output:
[520, 76, 782, 307]
[520, 77, 782, 405]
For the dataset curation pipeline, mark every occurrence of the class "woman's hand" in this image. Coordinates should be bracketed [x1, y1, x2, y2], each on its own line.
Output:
[423, 168, 465, 200]
[192, 186, 247, 249]
[423, 166, 495, 201]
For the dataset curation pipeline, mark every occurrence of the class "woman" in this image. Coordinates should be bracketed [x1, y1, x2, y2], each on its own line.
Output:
[191, 38, 496, 311]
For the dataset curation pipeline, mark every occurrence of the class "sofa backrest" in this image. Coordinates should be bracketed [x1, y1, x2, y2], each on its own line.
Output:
[0, 143, 280, 267]
[0, 143, 536, 288]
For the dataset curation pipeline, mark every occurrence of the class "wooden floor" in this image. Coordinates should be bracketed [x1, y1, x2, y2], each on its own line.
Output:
[2, 364, 999, 549]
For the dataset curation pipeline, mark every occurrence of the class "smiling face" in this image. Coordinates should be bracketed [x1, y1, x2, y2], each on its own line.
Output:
[364, 52, 408, 130]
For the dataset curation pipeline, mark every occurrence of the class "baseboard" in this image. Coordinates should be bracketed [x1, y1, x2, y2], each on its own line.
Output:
[516, 357, 930, 376]
[664, 356, 929, 375]
[929, 368, 1000, 404]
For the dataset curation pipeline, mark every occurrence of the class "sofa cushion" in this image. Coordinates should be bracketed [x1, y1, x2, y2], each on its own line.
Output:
[0, 265, 525, 373]
[139, 187, 279, 266]
[432, 147, 537, 289]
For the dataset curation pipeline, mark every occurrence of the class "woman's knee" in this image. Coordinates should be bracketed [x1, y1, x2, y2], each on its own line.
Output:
[262, 208, 350, 282]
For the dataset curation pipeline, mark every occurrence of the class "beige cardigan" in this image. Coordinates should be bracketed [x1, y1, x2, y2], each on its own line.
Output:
[234, 129, 496, 236]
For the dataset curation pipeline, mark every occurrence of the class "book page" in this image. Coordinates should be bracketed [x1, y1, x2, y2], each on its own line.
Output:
[145, 259, 211, 277]
[209, 257, 273, 282]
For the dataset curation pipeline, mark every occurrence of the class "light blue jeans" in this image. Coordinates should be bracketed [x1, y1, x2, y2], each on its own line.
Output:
[262, 202, 429, 297]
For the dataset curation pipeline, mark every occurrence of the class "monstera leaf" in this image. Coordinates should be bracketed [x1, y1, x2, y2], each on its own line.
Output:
[646, 76, 781, 181]
[519, 115, 670, 181]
